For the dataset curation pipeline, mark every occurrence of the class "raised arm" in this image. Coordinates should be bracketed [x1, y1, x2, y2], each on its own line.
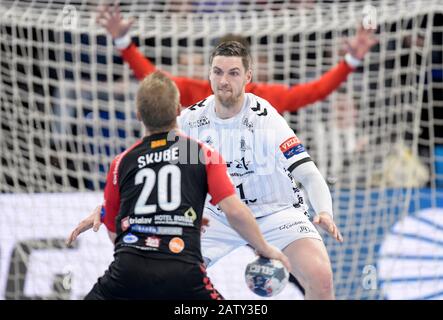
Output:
[96, 3, 213, 106]
[118, 27, 377, 111]
[96, 2, 155, 80]
[100, 3, 376, 112]
[249, 26, 378, 113]
[247, 60, 353, 113]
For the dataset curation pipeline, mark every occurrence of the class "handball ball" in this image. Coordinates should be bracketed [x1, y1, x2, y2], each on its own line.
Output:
[245, 256, 289, 297]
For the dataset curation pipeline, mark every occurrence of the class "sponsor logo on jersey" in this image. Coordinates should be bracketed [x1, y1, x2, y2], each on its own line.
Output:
[112, 144, 139, 185]
[184, 207, 197, 222]
[204, 136, 214, 146]
[129, 217, 153, 225]
[279, 137, 305, 159]
[154, 214, 194, 226]
[145, 236, 161, 248]
[151, 139, 167, 149]
[279, 221, 306, 230]
[230, 171, 255, 177]
[279, 136, 301, 152]
[227, 157, 251, 171]
[131, 225, 183, 235]
[226, 157, 254, 177]
[242, 117, 254, 132]
[298, 225, 314, 234]
[293, 193, 305, 208]
[113, 154, 123, 185]
[123, 233, 138, 244]
[240, 137, 251, 152]
[123, 244, 158, 252]
[188, 116, 210, 128]
[169, 237, 185, 254]
[284, 144, 305, 158]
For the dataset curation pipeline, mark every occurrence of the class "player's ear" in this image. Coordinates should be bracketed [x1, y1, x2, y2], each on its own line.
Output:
[246, 68, 252, 84]
[136, 110, 142, 121]
[176, 103, 182, 116]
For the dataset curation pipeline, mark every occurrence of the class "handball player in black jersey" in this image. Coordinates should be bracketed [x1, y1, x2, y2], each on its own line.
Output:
[67, 71, 289, 300]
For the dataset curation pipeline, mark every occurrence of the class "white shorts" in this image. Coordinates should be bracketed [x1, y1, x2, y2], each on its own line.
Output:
[201, 206, 322, 267]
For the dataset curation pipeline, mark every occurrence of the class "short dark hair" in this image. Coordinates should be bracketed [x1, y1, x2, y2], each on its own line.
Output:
[216, 34, 251, 51]
[136, 71, 179, 132]
[209, 40, 252, 71]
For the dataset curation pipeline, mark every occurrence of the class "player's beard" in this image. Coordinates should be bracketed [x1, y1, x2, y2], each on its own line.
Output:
[216, 87, 241, 109]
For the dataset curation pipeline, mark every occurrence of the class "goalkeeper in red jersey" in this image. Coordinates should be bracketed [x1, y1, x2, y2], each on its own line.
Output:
[95, 3, 377, 114]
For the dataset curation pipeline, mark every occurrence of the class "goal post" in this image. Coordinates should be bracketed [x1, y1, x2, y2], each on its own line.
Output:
[1, 0, 442, 299]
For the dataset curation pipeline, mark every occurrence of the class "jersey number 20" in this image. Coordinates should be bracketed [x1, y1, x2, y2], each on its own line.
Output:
[134, 165, 181, 214]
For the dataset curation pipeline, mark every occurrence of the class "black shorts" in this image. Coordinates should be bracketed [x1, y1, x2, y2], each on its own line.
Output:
[84, 252, 223, 300]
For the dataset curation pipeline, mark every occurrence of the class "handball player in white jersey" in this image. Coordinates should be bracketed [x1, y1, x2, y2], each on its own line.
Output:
[177, 41, 343, 300]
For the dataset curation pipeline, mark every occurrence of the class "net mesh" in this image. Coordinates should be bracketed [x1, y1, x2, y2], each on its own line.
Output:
[1, 0, 442, 299]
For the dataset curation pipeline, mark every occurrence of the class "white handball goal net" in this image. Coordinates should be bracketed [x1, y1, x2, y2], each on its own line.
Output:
[1, 0, 442, 300]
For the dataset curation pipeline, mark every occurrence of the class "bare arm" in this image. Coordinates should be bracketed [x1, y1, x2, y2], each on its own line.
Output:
[66, 205, 115, 246]
[269, 25, 378, 113]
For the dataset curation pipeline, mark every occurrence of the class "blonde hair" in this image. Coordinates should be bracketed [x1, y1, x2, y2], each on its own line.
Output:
[136, 71, 180, 132]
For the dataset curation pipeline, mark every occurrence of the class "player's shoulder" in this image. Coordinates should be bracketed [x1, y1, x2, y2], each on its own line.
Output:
[245, 93, 285, 125]
[181, 96, 213, 117]
[178, 96, 213, 128]
[108, 139, 144, 184]
[175, 130, 205, 148]
[114, 139, 144, 163]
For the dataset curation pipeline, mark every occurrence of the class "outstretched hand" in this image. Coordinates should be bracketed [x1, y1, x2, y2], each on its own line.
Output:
[313, 212, 344, 243]
[66, 205, 103, 246]
[344, 26, 378, 60]
[96, 1, 135, 40]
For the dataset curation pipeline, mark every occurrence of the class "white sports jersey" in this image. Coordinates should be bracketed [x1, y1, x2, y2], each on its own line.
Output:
[177, 93, 311, 218]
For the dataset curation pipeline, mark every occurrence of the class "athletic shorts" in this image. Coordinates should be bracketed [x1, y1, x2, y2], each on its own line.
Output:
[85, 252, 223, 300]
[202, 206, 322, 267]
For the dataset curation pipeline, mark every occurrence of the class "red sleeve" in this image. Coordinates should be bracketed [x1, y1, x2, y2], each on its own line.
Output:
[246, 60, 354, 113]
[120, 43, 213, 107]
[173, 77, 213, 107]
[103, 157, 121, 233]
[120, 43, 156, 80]
[202, 145, 235, 205]
[120, 43, 353, 112]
